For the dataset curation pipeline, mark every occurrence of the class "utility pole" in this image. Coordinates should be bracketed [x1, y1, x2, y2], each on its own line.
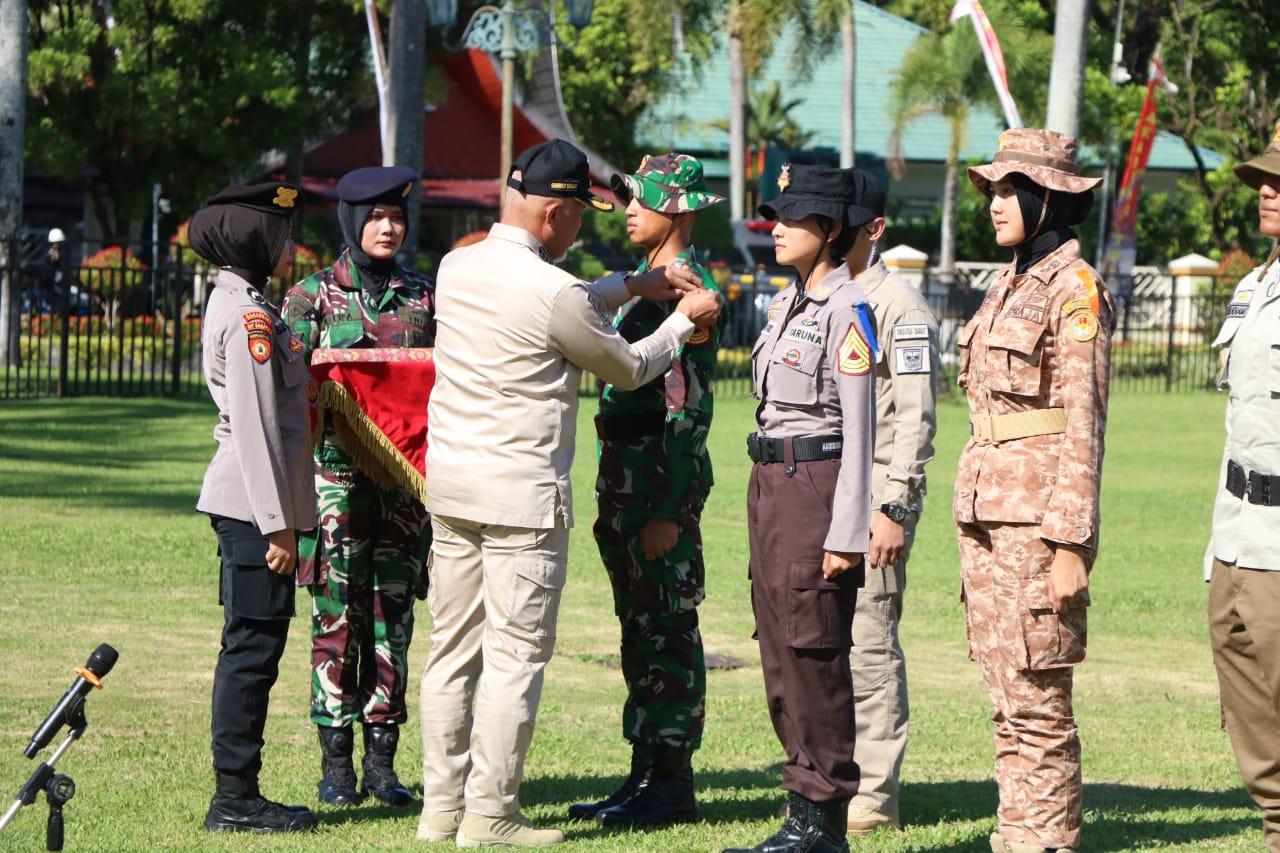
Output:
[0, 0, 29, 368]
[840, 3, 856, 168]
[387, 0, 425, 265]
[1045, 0, 1090, 138]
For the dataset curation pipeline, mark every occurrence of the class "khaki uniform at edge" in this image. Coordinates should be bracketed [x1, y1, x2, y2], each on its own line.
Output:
[848, 260, 938, 828]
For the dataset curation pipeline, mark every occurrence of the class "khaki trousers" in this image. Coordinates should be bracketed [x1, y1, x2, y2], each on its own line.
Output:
[849, 520, 912, 816]
[1209, 558, 1280, 852]
[419, 515, 569, 818]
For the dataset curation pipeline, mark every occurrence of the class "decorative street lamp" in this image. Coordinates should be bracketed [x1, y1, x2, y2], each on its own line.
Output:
[430, 1, 596, 204]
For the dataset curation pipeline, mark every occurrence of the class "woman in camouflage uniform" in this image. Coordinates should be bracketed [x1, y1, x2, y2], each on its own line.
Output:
[282, 166, 434, 809]
[956, 129, 1113, 853]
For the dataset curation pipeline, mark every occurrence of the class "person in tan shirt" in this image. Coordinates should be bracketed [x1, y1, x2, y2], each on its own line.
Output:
[956, 129, 1113, 853]
[416, 139, 720, 848]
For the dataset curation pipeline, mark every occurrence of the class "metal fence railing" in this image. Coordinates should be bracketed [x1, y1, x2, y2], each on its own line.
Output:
[0, 242, 1237, 402]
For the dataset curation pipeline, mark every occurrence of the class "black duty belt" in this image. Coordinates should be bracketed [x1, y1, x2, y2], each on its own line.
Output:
[595, 412, 667, 443]
[1226, 459, 1280, 506]
[746, 433, 843, 464]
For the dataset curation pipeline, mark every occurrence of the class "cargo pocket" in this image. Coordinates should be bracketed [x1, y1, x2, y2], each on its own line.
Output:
[226, 539, 296, 620]
[987, 319, 1047, 398]
[786, 559, 856, 649]
[507, 554, 567, 641]
[1017, 573, 1086, 670]
[323, 318, 366, 349]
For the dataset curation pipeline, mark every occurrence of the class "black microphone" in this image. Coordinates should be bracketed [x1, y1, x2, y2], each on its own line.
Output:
[23, 645, 118, 759]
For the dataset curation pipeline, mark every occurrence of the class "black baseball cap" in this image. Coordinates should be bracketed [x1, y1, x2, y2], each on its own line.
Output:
[758, 165, 884, 227]
[507, 139, 615, 212]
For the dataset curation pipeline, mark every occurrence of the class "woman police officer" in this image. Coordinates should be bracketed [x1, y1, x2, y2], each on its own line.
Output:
[725, 164, 879, 853]
[956, 129, 1113, 853]
[1206, 120, 1280, 853]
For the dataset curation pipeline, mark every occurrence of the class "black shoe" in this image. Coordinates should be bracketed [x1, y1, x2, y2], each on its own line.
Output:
[360, 724, 414, 807]
[204, 771, 318, 834]
[568, 743, 653, 821]
[721, 792, 848, 853]
[317, 725, 364, 806]
[596, 746, 698, 828]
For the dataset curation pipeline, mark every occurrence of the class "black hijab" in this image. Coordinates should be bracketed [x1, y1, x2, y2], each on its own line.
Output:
[338, 197, 405, 303]
[188, 204, 290, 287]
[1010, 173, 1093, 275]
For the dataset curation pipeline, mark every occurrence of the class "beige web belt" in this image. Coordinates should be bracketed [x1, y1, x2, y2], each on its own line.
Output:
[969, 407, 1067, 446]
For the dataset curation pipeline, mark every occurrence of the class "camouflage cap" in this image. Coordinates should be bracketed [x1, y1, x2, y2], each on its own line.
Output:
[1235, 120, 1280, 190]
[968, 128, 1102, 196]
[610, 153, 726, 214]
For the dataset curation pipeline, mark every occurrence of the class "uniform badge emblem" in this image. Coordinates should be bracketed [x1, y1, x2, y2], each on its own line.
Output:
[800, 316, 820, 328]
[688, 328, 710, 345]
[247, 288, 269, 307]
[777, 164, 792, 192]
[783, 348, 802, 367]
[248, 333, 273, 363]
[272, 187, 298, 209]
[1068, 311, 1099, 343]
[837, 322, 871, 376]
[401, 182, 412, 198]
[306, 379, 319, 406]
[288, 335, 304, 354]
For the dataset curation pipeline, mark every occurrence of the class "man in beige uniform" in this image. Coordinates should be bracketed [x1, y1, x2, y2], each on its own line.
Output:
[417, 139, 720, 847]
[845, 177, 939, 835]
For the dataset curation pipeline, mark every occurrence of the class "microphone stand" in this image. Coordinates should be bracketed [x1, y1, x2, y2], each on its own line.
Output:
[0, 697, 85, 850]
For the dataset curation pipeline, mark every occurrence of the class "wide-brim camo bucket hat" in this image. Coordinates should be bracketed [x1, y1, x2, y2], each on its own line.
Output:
[968, 128, 1102, 196]
[1235, 120, 1280, 191]
[610, 153, 726, 214]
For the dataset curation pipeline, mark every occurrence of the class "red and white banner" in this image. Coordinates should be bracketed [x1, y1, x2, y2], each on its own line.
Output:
[950, 0, 1022, 129]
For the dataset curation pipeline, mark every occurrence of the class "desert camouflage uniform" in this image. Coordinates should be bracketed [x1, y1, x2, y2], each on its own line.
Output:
[594, 246, 726, 750]
[954, 238, 1113, 850]
[282, 248, 435, 726]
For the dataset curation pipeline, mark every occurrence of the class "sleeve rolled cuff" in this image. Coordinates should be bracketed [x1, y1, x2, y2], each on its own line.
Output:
[589, 272, 633, 311]
[662, 310, 695, 341]
[1040, 512, 1095, 548]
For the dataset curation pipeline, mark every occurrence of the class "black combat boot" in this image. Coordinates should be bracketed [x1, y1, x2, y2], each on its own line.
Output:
[204, 771, 318, 834]
[721, 792, 848, 853]
[360, 724, 414, 807]
[568, 743, 654, 821]
[317, 725, 363, 806]
[596, 745, 698, 828]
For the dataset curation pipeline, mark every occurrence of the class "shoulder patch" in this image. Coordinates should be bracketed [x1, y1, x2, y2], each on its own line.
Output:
[247, 288, 269, 307]
[837, 322, 872, 376]
[893, 323, 929, 341]
[1072, 268, 1101, 315]
[688, 327, 711, 345]
[1067, 311, 1099, 343]
[247, 332, 273, 363]
[242, 310, 272, 333]
[894, 344, 930, 374]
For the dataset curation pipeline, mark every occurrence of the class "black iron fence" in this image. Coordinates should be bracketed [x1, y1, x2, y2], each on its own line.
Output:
[0, 242, 1237, 402]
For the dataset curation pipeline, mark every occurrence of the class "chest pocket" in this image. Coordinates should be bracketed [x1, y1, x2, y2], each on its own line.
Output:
[397, 306, 433, 346]
[322, 318, 366, 349]
[985, 317, 1047, 397]
[767, 343, 822, 406]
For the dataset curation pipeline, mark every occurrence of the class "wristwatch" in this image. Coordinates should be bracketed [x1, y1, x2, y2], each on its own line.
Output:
[880, 502, 910, 524]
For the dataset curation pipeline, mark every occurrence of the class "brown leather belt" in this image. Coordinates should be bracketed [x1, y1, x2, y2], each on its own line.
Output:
[969, 408, 1067, 446]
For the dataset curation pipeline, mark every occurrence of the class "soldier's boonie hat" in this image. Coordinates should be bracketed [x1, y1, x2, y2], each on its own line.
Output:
[610, 153, 725, 214]
[968, 128, 1101, 196]
[204, 182, 301, 216]
[337, 165, 419, 204]
[508, 139, 614, 212]
[758, 165, 884, 227]
[1235, 120, 1280, 190]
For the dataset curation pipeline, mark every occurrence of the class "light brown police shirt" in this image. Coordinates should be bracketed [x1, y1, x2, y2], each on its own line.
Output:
[953, 239, 1114, 548]
[858, 260, 939, 512]
[752, 265, 877, 554]
[425, 223, 694, 529]
[197, 269, 317, 534]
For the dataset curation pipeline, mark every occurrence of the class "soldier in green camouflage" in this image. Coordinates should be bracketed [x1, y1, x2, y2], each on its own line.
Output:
[281, 166, 434, 810]
[569, 154, 728, 829]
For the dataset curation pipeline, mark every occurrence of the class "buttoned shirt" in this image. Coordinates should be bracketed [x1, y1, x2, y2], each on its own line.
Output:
[751, 265, 877, 554]
[425, 223, 694, 529]
[953, 239, 1114, 548]
[197, 269, 317, 534]
[1209, 261, 1280, 572]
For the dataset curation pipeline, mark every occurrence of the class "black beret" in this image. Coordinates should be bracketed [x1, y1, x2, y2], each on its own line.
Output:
[204, 182, 301, 216]
[337, 166, 419, 204]
[758, 165, 885, 227]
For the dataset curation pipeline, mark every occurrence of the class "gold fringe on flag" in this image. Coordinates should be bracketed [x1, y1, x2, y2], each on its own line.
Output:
[315, 380, 427, 498]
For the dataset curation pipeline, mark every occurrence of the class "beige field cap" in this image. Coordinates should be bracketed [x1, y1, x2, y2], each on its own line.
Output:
[969, 128, 1103, 195]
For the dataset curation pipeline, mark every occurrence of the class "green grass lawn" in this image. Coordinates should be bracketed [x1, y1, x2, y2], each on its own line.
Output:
[0, 391, 1261, 851]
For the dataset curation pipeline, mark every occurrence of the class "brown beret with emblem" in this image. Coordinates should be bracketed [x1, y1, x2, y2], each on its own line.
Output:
[968, 128, 1102, 196]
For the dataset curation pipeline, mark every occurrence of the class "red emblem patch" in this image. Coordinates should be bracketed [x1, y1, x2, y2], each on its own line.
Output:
[288, 335, 304, 354]
[248, 333, 272, 364]
[783, 348, 802, 366]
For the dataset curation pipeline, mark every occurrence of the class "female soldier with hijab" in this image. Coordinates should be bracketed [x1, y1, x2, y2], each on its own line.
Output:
[192, 181, 317, 833]
[957, 129, 1113, 853]
[1206, 120, 1280, 853]
[725, 165, 878, 853]
[282, 165, 435, 808]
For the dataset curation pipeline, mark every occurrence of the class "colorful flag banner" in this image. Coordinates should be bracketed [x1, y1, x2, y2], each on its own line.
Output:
[950, 0, 1022, 129]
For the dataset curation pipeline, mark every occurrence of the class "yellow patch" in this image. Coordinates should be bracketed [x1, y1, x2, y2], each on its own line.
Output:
[1060, 297, 1091, 317]
[1073, 268, 1101, 315]
[688, 328, 710, 345]
[1068, 311, 1099, 343]
[272, 187, 298, 208]
[837, 322, 871, 376]
[777, 164, 792, 192]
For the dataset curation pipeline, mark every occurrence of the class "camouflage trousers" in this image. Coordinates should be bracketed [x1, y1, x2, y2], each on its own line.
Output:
[301, 463, 430, 727]
[593, 492, 706, 750]
[958, 522, 1087, 850]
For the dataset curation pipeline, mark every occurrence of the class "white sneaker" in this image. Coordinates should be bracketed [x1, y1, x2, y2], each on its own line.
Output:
[417, 808, 464, 842]
[455, 811, 565, 847]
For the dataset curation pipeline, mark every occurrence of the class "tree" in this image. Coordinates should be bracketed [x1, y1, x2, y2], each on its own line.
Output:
[1045, 0, 1090, 137]
[710, 81, 815, 206]
[25, 0, 371, 243]
[388, 0, 425, 265]
[888, 0, 1050, 272]
[1, 0, 27, 368]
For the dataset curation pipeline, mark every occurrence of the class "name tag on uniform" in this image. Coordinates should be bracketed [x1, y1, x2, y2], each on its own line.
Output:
[1226, 303, 1249, 318]
[784, 325, 824, 346]
[895, 344, 929, 374]
[893, 323, 929, 341]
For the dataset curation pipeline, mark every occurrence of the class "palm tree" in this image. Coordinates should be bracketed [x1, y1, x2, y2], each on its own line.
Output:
[711, 82, 817, 209]
[888, 0, 1048, 274]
